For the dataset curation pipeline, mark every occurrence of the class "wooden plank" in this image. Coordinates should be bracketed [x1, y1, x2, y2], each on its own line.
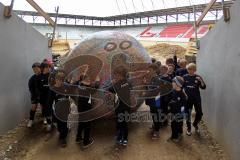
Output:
[196, 0, 217, 27]
[3, 0, 15, 18]
[26, 0, 55, 27]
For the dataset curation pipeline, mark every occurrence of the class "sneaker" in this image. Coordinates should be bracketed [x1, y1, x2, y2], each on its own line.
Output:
[60, 139, 67, 148]
[82, 138, 94, 149]
[43, 118, 47, 125]
[46, 124, 52, 132]
[116, 140, 123, 145]
[167, 137, 179, 142]
[76, 137, 83, 144]
[27, 120, 33, 128]
[172, 138, 179, 142]
[122, 140, 128, 146]
[152, 132, 160, 140]
[186, 129, 192, 136]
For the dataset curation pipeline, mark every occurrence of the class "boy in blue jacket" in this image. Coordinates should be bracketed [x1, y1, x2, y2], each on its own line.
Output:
[183, 63, 206, 136]
[145, 63, 162, 139]
[27, 62, 41, 128]
[168, 76, 187, 142]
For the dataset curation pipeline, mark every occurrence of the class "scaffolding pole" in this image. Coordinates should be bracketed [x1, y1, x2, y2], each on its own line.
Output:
[49, 6, 59, 48]
[193, 5, 199, 49]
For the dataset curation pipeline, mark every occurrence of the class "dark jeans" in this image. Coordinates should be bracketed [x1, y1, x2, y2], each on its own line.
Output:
[161, 96, 169, 125]
[77, 101, 92, 145]
[185, 98, 203, 131]
[56, 119, 68, 140]
[171, 119, 183, 139]
[150, 106, 161, 132]
[116, 120, 128, 141]
[116, 111, 129, 141]
[77, 122, 91, 145]
[30, 110, 36, 120]
[41, 102, 52, 124]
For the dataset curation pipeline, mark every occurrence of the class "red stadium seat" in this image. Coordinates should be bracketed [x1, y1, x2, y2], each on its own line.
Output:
[159, 24, 192, 38]
[137, 23, 212, 39]
[198, 25, 209, 34]
[184, 27, 195, 38]
[139, 26, 157, 37]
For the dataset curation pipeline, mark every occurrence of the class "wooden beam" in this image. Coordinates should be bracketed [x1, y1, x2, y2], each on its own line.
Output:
[196, 0, 217, 27]
[26, 0, 55, 27]
[3, 0, 15, 18]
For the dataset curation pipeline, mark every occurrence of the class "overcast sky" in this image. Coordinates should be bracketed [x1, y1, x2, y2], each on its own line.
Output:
[0, 0, 225, 17]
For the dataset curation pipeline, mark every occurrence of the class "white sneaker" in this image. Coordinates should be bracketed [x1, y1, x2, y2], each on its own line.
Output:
[46, 124, 52, 131]
[186, 130, 192, 136]
[152, 132, 160, 140]
[172, 138, 180, 143]
[27, 120, 33, 128]
[43, 118, 47, 125]
[122, 140, 128, 146]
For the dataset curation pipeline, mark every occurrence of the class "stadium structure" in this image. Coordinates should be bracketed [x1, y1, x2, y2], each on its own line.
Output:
[14, 1, 233, 55]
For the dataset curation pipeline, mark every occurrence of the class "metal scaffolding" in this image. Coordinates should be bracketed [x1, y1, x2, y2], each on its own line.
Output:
[14, 1, 233, 27]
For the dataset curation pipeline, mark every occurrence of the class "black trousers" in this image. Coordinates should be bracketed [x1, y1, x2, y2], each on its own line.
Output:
[56, 119, 68, 140]
[116, 111, 129, 141]
[116, 120, 128, 141]
[185, 98, 203, 131]
[77, 102, 92, 145]
[171, 120, 183, 139]
[161, 96, 169, 125]
[171, 113, 183, 139]
[77, 122, 91, 145]
[40, 102, 52, 124]
[30, 110, 36, 120]
[40, 96, 52, 119]
[150, 106, 161, 132]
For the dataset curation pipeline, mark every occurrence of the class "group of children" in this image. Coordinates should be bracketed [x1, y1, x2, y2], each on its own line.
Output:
[27, 52, 206, 149]
[28, 59, 94, 148]
[146, 53, 206, 142]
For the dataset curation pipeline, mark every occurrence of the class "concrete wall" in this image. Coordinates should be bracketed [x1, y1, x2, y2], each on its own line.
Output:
[0, 3, 50, 134]
[197, 1, 240, 160]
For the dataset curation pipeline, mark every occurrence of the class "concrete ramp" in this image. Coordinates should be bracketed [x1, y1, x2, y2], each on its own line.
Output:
[0, 3, 50, 134]
[197, 1, 240, 160]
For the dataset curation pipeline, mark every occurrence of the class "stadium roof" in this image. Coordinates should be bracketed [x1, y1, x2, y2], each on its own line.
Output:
[13, 1, 233, 27]
[1, 0, 233, 17]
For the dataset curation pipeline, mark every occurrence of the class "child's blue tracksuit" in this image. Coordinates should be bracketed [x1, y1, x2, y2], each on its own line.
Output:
[168, 89, 187, 139]
[183, 74, 206, 131]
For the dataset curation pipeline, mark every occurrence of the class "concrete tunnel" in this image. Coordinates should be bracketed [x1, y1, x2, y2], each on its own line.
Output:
[0, 0, 240, 159]
[197, 1, 240, 159]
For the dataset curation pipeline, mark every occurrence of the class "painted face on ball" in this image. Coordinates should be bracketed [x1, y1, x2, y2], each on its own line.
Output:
[65, 31, 151, 88]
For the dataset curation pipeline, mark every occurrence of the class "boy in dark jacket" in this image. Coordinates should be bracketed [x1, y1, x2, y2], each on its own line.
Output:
[159, 65, 172, 126]
[176, 59, 188, 77]
[110, 66, 132, 146]
[48, 77, 70, 147]
[75, 76, 95, 149]
[183, 63, 206, 136]
[145, 63, 161, 139]
[168, 76, 187, 142]
[37, 63, 52, 131]
[167, 64, 176, 80]
[27, 62, 41, 128]
[166, 51, 180, 72]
